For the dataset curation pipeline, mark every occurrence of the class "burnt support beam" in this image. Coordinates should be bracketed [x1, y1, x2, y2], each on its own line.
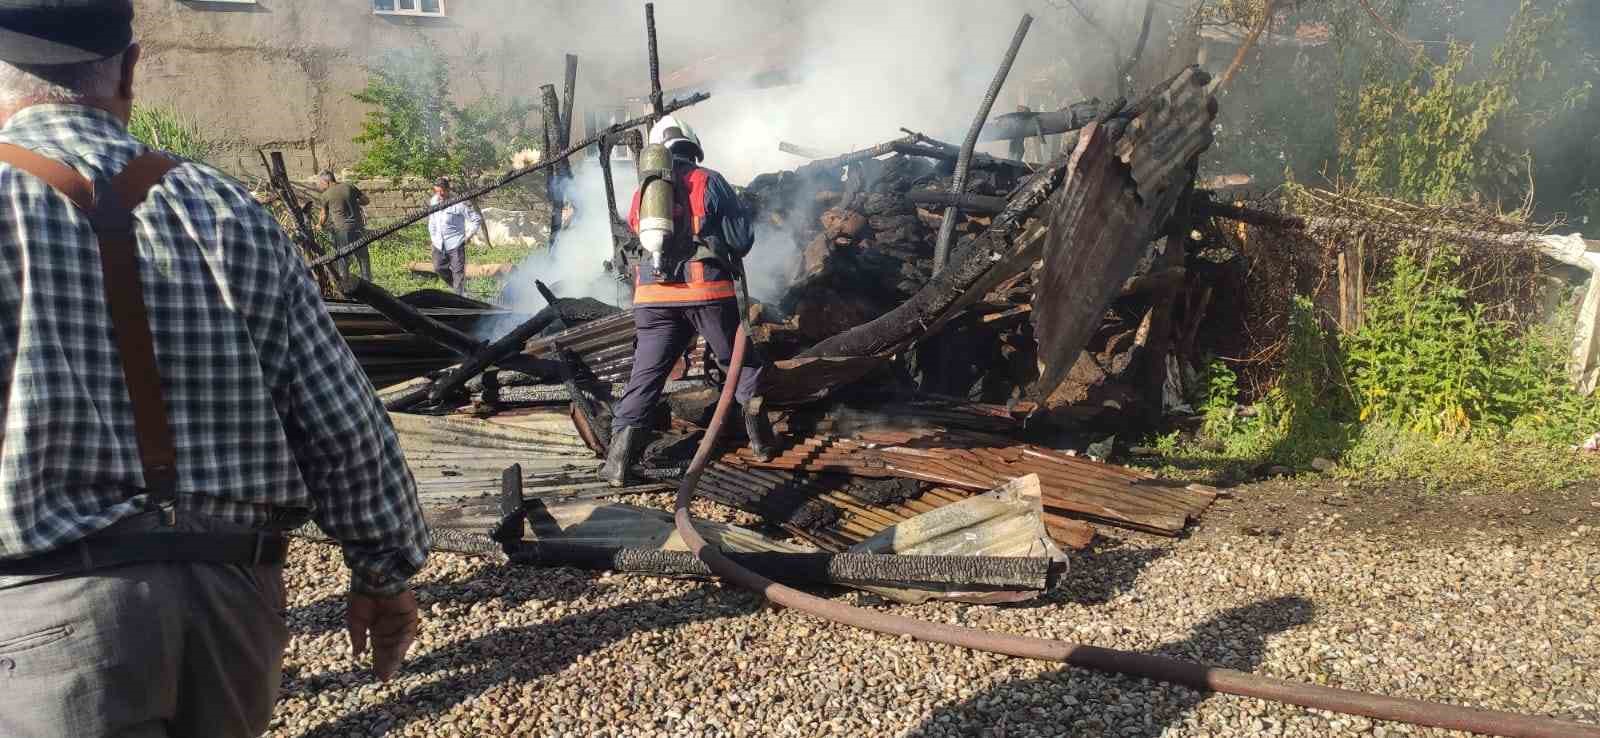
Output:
[933, 13, 1034, 273]
[535, 280, 610, 455]
[261, 151, 336, 293]
[541, 84, 567, 244]
[645, 3, 664, 118]
[560, 54, 579, 149]
[979, 100, 1105, 143]
[341, 276, 483, 356]
[507, 543, 1057, 590]
[428, 311, 561, 404]
[907, 190, 1007, 214]
[796, 135, 916, 178]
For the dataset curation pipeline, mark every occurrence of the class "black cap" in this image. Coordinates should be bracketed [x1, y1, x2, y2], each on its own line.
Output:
[434, 176, 450, 188]
[0, 0, 134, 65]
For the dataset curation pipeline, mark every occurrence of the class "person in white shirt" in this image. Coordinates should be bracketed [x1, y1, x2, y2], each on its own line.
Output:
[426, 177, 482, 294]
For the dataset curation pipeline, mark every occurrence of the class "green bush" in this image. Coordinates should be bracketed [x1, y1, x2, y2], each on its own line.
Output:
[128, 105, 214, 163]
[1159, 255, 1600, 491]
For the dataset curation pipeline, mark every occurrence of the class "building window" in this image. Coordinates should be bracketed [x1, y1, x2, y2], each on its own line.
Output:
[374, 0, 445, 16]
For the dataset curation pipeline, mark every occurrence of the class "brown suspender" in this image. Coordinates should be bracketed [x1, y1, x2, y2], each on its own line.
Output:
[0, 143, 182, 508]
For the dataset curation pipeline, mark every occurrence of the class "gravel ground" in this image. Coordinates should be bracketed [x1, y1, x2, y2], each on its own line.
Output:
[268, 496, 1600, 738]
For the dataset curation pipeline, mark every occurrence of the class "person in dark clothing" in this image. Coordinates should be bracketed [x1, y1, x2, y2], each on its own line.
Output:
[312, 170, 371, 280]
[600, 115, 778, 486]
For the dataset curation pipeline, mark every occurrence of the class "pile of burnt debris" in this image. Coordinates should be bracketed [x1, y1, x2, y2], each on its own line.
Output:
[318, 57, 1235, 603]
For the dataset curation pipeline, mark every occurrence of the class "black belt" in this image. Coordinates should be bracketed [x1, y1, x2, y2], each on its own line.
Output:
[0, 532, 288, 577]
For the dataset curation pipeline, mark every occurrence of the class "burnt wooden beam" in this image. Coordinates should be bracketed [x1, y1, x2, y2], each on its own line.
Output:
[907, 190, 1007, 214]
[560, 54, 579, 149]
[428, 310, 561, 404]
[796, 135, 916, 178]
[979, 100, 1104, 143]
[535, 280, 610, 455]
[934, 13, 1034, 272]
[541, 84, 567, 243]
[645, 3, 664, 119]
[800, 68, 1216, 372]
[341, 276, 484, 357]
[890, 142, 1028, 174]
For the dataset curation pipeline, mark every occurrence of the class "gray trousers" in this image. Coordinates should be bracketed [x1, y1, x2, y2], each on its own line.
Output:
[432, 246, 467, 294]
[0, 514, 289, 738]
[331, 226, 370, 282]
[612, 300, 765, 431]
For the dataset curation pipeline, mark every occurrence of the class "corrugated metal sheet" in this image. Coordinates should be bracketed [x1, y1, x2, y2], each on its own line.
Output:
[849, 474, 1065, 604]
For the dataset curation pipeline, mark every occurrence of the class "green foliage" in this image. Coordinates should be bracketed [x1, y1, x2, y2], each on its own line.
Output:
[127, 105, 214, 163]
[1346, 251, 1514, 432]
[352, 42, 535, 180]
[1340, 0, 1589, 206]
[1156, 261, 1600, 492]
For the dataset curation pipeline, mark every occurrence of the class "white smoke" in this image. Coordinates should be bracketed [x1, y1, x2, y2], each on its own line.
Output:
[479, 158, 632, 339]
[468, 0, 1158, 336]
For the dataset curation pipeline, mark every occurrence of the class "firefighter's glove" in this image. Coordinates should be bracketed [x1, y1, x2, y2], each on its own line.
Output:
[347, 589, 421, 681]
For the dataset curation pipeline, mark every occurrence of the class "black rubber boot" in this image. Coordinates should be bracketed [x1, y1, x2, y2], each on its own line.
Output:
[743, 400, 778, 462]
[599, 426, 649, 487]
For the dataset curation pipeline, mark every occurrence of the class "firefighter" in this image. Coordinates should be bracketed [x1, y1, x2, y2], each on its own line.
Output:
[601, 115, 777, 486]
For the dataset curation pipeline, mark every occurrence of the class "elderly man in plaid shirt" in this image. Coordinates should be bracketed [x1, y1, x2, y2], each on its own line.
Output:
[0, 3, 430, 737]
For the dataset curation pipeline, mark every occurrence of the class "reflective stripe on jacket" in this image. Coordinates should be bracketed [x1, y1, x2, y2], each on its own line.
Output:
[627, 162, 752, 306]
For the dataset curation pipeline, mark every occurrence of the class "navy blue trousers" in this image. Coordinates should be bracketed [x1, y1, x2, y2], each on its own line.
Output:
[611, 300, 764, 432]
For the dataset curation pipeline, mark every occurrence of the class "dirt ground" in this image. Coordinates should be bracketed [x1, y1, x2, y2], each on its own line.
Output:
[1188, 477, 1600, 544]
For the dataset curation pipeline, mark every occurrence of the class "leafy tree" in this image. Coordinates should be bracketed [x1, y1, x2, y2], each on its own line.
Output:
[351, 41, 536, 180]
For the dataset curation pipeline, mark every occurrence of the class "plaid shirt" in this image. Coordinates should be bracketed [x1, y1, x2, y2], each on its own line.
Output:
[0, 105, 428, 594]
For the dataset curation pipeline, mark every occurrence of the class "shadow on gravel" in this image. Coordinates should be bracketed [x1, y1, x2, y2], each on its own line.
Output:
[283, 556, 610, 638]
[906, 596, 1316, 738]
[1043, 543, 1173, 608]
[281, 585, 763, 738]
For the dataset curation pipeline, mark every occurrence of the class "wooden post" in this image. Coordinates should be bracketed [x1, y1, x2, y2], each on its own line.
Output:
[561, 54, 579, 149]
[645, 4, 664, 119]
[541, 84, 566, 247]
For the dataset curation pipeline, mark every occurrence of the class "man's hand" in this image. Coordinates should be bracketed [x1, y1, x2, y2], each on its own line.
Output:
[346, 589, 420, 681]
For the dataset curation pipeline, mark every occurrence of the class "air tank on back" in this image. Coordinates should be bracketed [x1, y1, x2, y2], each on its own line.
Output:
[636, 142, 675, 278]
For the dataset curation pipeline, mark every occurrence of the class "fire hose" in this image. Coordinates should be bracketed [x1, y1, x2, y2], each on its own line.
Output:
[671, 325, 1600, 738]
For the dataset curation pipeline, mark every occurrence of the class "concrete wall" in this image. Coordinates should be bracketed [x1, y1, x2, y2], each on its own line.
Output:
[349, 176, 541, 221]
[132, 0, 629, 177]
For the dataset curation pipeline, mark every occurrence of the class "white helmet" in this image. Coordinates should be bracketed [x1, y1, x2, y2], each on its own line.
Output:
[648, 114, 703, 161]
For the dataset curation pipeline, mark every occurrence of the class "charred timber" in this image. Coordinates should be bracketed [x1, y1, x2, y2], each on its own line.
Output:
[560, 54, 579, 148]
[341, 276, 484, 356]
[309, 92, 711, 268]
[428, 311, 560, 403]
[542, 84, 567, 239]
[800, 153, 1070, 359]
[800, 67, 1213, 365]
[535, 280, 610, 453]
[979, 100, 1104, 142]
[934, 13, 1034, 272]
[908, 190, 1007, 214]
[645, 3, 664, 117]
[890, 144, 1027, 173]
[796, 135, 916, 178]
[505, 542, 1057, 590]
